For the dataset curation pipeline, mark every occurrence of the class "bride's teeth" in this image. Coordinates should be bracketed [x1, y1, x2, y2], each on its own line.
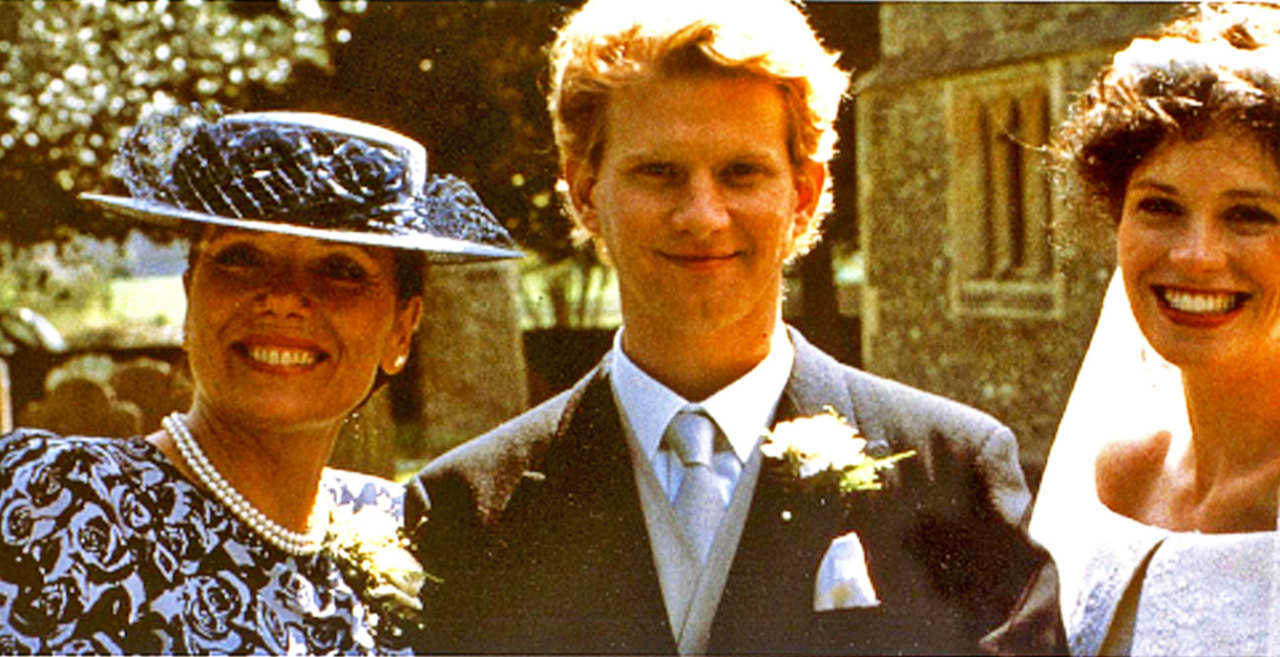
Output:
[1161, 289, 1238, 314]
[248, 346, 317, 367]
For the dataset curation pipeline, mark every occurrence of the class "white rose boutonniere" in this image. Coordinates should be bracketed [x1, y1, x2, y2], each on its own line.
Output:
[325, 506, 439, 626]
[761, 407, 915, 496]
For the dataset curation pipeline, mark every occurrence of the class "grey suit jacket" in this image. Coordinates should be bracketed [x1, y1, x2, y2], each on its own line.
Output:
[405, 328, 1064, 654]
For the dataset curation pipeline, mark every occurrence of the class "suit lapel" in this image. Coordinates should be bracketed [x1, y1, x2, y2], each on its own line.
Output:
[780, 328, 892, 456]
[708, 330, 901, 654]
[780, 329, 901, 494]
[708, 333, 841, 652]
[501, 367, 675, 653]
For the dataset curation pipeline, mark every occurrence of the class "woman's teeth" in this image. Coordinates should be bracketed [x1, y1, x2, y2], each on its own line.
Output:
[1159, 288, 1242, 315]
[247, 346, 318, 367]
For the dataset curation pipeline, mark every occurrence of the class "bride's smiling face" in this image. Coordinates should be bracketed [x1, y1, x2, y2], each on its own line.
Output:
[1118, 130, 1280, 376]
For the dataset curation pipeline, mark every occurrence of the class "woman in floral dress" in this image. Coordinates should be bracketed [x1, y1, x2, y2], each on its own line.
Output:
[0, 106, 518, 654]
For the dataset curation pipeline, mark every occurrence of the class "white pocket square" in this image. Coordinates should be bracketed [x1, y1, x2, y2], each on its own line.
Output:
[813, 530, 879, 611]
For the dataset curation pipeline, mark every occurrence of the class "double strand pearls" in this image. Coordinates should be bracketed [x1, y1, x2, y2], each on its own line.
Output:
[162, 412, 327, 556]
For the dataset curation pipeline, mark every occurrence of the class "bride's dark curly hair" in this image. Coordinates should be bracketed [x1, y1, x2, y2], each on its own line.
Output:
[1052, 3, 1280, 225]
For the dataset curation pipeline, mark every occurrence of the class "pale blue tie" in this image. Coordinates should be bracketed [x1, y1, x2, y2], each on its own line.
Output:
[667, 409, 726, 564]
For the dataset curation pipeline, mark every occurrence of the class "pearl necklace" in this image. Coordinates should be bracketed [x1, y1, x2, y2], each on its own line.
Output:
[162, 412, 327, 556]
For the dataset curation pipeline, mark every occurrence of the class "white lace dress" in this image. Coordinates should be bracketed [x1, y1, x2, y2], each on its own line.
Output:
[1033, 273, 1278, 656]
[1068, 506, 1273, 656]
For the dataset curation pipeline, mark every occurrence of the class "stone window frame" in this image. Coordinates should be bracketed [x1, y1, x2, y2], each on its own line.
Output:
[944, 60, 1067, 320]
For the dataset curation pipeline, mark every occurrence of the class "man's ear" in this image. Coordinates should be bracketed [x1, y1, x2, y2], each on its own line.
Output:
[791, 160, 825, 240]
[565, 157, 601, 236]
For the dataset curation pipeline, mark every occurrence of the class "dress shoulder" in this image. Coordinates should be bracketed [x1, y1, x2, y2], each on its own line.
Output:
[0, 428, 156, 474]
[0, 429, 177, 542]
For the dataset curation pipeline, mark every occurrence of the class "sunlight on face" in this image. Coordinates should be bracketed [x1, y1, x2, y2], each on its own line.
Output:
[1118, 130, 1280, 377]
[572, 73, 821, 341]
[184, 228, 417, 431]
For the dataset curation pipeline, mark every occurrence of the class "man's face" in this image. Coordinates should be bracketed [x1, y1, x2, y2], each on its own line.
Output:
[570, 73, 823, 339]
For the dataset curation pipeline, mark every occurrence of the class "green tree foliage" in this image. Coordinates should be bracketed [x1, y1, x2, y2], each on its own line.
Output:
[0, 0, 366, 246]
[0, 238, 122, 325]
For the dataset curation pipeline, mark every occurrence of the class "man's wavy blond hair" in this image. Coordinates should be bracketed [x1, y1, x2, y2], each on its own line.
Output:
[547, 0, 850, 260]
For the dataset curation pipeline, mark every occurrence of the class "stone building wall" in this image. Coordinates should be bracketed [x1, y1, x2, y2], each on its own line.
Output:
[854, 3, 1178, 479]
[412, 260, 529, 456]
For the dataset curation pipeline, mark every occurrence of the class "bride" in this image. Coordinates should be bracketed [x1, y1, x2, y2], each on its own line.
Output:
[1033, 4, 1280, 655]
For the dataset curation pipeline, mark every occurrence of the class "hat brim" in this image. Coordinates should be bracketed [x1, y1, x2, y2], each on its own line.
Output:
[80, 193, 523, 263]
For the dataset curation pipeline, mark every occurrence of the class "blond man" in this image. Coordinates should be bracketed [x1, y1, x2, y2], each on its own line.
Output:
[407, 1, 1062, 653]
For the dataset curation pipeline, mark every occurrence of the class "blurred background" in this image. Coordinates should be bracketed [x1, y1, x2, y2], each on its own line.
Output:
[0, 1, 1180, 490]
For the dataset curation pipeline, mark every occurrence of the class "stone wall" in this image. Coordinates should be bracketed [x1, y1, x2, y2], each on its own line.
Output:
[411, 259, 529, 456]
[854, 3, 1178, 479]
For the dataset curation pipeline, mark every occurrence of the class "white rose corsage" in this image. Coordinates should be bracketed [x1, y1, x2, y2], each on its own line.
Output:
[760, 407, 915, 495]
[325, 505, 439, 627]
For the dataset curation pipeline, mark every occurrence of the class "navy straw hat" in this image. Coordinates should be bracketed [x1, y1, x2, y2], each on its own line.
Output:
[80, 105, 521, 262]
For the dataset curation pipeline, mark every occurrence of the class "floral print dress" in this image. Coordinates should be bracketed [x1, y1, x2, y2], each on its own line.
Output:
[0, 430, 416, 655]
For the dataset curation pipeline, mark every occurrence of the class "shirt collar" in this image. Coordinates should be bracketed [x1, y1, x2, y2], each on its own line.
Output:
[609, 323, 795, 465]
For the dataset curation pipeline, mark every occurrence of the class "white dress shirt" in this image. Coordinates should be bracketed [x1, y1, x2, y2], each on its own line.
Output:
[608, 322, 795, 505]
[608, 322, 795, 652]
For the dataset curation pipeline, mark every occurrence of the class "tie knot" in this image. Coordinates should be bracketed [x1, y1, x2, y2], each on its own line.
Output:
[667, 409, 717, 467]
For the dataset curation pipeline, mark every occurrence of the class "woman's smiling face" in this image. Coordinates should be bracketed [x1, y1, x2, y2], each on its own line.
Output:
[183, 228, 419, 432]
[1118, 130, 1280, 376]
